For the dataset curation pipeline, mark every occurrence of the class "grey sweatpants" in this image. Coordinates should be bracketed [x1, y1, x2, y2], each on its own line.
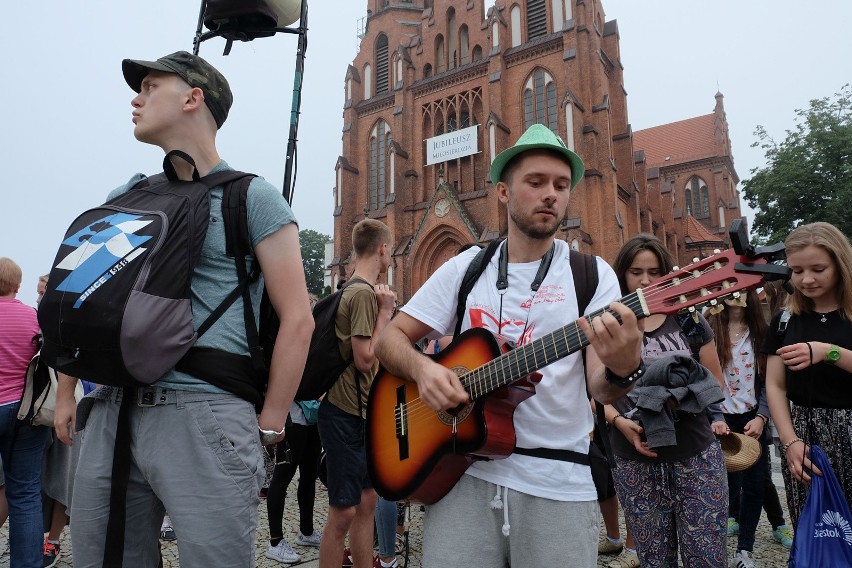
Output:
[422, 474, 599, 567]
[70, 386, 265, 568]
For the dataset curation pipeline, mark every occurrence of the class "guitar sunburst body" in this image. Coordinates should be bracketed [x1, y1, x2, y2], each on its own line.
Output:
[366, 328, 541, 503]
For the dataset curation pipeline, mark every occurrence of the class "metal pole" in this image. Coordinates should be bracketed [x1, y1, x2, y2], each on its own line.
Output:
[282, 0, 309, 204]
[192, 0, 207, 55]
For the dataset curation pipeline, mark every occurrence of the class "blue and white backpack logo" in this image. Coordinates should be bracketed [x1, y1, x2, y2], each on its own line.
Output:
[54, 212, 154, 308]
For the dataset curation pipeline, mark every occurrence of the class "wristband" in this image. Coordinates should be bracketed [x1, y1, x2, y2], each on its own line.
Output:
[782, 438, 805, 455]
[756, 413, 768, 425]
[259, 426, 285, 445]
[605, 361, 646, 389]
[610, 413, 622, 426]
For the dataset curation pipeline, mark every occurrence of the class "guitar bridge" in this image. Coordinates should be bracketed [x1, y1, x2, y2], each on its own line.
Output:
[394, 384, 409, 460]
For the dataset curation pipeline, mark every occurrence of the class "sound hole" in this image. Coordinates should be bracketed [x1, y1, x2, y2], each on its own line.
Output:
[435, 365, 474, 425]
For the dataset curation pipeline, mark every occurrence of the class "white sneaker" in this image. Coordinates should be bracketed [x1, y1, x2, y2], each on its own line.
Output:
[295, 530, 322, 547]
[730, 550, 756, 568]
[265, 540, 301, 564]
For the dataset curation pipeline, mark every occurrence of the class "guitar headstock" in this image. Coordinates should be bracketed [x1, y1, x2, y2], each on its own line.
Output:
[641, 249, 778, 316]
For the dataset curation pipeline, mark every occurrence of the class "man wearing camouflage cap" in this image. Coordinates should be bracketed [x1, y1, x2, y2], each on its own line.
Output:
[53, 51, 314, 567]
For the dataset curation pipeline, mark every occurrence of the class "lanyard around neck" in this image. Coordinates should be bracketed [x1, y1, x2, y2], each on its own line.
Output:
[496, 241, 555, 336]
[497, 241, 555, 294]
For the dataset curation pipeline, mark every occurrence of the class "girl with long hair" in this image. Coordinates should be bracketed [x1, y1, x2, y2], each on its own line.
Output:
[708, 289, 793, 565]
[602, 234, 729, 568]
[763, 222, 852, 528]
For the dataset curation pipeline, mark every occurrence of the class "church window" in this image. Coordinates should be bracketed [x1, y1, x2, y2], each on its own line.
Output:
[370, 120, 391, 209]
[364, 64, 372, 99]
[523, 69, 557, 131]
[459, 25, 470, 65]
[376, 34, 389, 94]
[527, 0, 547, 40]
[684, 176, 710, 218]
[436, 35, 446, 73]
[510, 6, 521, 47]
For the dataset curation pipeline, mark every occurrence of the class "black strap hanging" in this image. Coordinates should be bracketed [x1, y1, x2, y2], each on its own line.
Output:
[496, 241, 555, 294]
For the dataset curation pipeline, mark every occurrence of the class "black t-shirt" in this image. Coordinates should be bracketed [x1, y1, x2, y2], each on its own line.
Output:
[761, 310, 852, 409]
[610, 314, 717, 462]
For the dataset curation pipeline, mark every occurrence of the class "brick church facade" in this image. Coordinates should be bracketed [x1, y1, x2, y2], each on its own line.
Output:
[329, 0, 744, 301]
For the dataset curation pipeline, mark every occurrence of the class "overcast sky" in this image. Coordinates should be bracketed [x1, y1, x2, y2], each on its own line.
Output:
[3, 1, 850, 307]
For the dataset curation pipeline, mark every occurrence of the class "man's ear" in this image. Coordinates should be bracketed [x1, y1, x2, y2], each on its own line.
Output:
[184, 87, 206, 112]
[495, 181, 510, 205]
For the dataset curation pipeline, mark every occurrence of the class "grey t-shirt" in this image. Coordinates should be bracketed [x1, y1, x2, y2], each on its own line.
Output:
[108, 160, 295, 392]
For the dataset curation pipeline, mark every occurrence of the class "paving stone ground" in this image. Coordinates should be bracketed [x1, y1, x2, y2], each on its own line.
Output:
[0, 450, 795, 567]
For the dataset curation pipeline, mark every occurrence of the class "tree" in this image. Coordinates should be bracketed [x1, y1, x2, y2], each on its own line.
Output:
[299, 229, 331, 296]
[742, 85, 852, 243]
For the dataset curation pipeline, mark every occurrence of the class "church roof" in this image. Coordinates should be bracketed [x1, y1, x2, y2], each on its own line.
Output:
[683, 214, 725, 247]
[633, 114, 719, 169]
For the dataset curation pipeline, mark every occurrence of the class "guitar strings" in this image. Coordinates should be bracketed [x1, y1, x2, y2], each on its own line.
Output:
[390, 260, 732, 428]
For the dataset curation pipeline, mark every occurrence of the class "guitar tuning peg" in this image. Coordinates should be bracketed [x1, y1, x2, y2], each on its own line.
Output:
[687, 306, 696, 313]
[713, 249, 721, 254]
[732, 291, 741, 298]
[707, 302, 725, 315]
[692, 257, 700, 264]
[672, 266, 680, 271]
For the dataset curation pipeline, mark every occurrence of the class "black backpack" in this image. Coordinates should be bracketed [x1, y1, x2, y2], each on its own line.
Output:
[296, 278, 367, 401]
[37, 151, 253, 388]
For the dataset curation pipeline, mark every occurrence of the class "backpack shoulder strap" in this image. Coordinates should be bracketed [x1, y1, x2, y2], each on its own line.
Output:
[453, 238, 504, 337]
[221, 175, 256, 258]
[192, 174, 258, 342]
[569, 249, 599, 316]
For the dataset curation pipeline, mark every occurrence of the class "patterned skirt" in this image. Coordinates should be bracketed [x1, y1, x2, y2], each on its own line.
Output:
[785, 404, 852, 527]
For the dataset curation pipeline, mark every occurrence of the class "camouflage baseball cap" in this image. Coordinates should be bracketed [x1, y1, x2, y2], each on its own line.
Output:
[122, 51, 232, 129]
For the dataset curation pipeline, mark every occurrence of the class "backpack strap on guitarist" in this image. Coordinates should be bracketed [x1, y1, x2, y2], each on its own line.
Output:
[453, 238, 504, 337]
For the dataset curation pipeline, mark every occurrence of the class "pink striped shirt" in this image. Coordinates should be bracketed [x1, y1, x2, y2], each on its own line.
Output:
[0, 297, 40, 405]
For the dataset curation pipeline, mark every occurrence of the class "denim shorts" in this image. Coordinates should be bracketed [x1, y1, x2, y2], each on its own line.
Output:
[317, 399, 372, 507]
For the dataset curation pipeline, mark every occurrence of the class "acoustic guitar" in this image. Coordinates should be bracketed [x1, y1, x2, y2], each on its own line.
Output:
[366, 247, 785, 503]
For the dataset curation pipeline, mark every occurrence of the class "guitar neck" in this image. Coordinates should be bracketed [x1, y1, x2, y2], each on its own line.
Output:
[461, 288, 649, 399]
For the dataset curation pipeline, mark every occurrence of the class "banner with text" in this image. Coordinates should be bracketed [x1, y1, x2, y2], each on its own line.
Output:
[426, 125, 479, 165]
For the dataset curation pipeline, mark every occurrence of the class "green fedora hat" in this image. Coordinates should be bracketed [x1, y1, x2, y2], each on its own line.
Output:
[489, 124, 585, 189]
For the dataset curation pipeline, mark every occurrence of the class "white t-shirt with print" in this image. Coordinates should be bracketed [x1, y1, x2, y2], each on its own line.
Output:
[400, 240, 621, 501]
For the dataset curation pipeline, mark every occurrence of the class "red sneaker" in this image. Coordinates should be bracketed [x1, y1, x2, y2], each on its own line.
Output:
[342, 547, 353, 567]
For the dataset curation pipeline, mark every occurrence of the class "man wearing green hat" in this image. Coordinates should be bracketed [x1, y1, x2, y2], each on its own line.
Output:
[375, 123, 645, 566]
[52, 51, 314, 567]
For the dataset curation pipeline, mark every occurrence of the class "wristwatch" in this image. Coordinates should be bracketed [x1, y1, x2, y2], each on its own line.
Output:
[825, 344, 842, 364]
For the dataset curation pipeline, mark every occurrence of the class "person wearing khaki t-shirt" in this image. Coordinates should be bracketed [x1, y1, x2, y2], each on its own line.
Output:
[318, 219, 396, 568]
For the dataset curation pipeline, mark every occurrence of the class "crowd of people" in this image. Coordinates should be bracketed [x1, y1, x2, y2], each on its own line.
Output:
[1, 49, 851, 568]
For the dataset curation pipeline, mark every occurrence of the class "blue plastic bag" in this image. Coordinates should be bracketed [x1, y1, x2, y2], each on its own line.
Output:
[789, 445, 852, 567]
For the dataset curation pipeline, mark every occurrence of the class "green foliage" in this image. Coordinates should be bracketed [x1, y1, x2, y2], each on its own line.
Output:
[742, 85, 852, 243]
[299, 229, 331, 296]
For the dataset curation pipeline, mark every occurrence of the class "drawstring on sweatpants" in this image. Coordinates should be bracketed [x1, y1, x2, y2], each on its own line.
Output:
[489, 484, 511, 536]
